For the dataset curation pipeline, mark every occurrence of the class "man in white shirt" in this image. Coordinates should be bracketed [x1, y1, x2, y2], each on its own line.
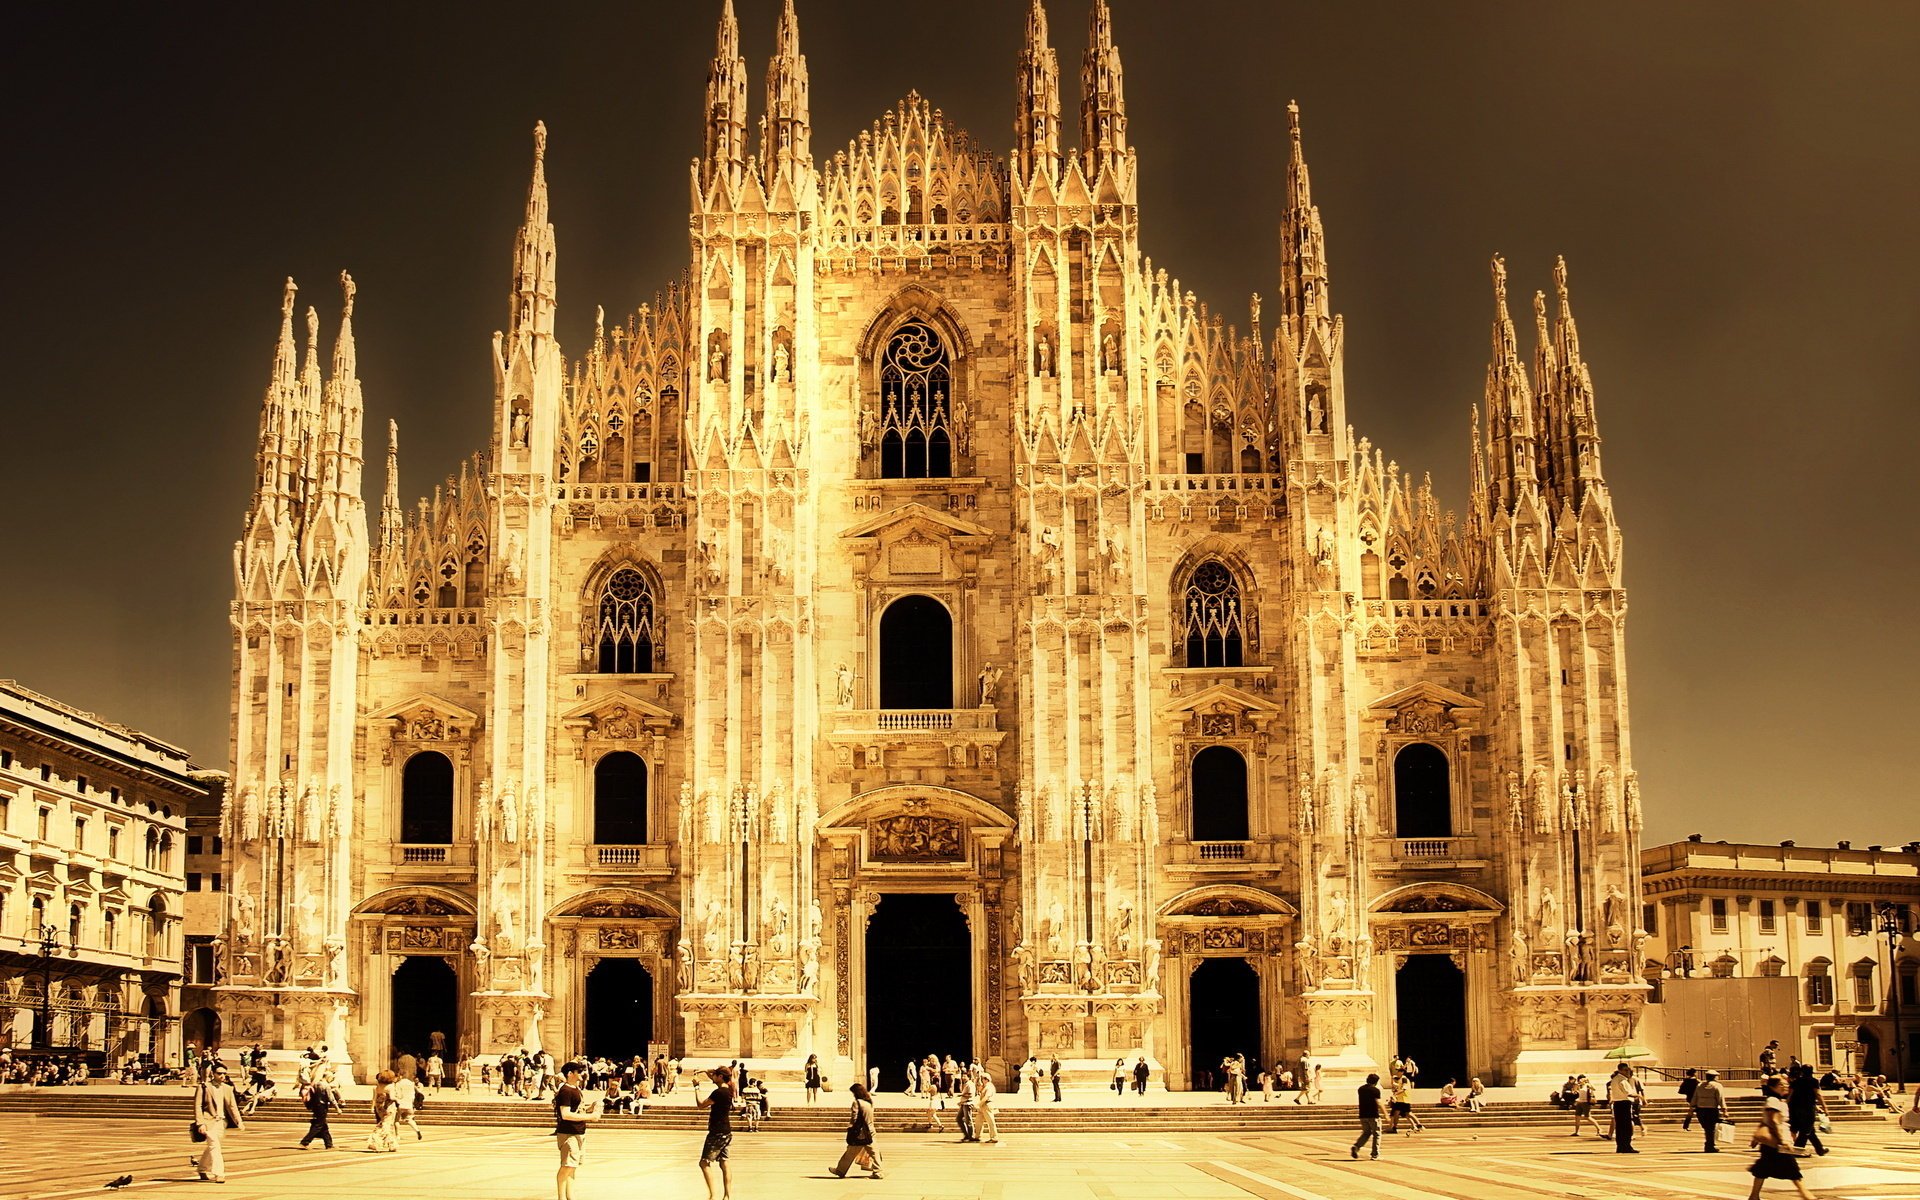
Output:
[1606, 1064, 1639, 1153]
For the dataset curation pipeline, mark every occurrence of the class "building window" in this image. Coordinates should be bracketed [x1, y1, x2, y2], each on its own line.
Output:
[1852, 963, 1876, 1009]
[1806, 900, 1823, 933]
[103, 909, 117, 950]
[1902, 969, 1918, 1008]
[1642, 904, 1658, 936]
[877, 319, 953, 479]
[1710, 954, 1737, 978]
[593, 752, 649, 845]
[1392, 743, 1451, 838]
[73, 817, 86, 851]
[1758, 956, 1785, 977]
[38, 807, 51, 840]
[187, 835, 203, 856]
[596, 567, 657, 674]
[1807, 971, 1833, 1008]
[1178, 561, 1245, 667]
[68, 903, 82, 945]
[400, 751, 455, 844]
[1847, 903, 1873, 935]
[212, 836, 223, 854]
[1815, 1033, 1833, 1067]
[187, 873, 202, 892]
[187, 940, 216, 985]
[146, 896, 168, 958]
[1190, 746, 1250, 841]
[878, 595, 954, 709]
[1759, 899, 1777, 933]
[211, 873, 223, 892]
[1710, 898, 1729, 933]
[159, 832, 173, 871]
[107, 826, 119, 858]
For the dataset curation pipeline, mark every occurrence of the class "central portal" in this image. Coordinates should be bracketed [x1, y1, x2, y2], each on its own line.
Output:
[1394, 953, 1467, 1085]
[865, 892, 971, 1091]
[1188, 957, 1260, 1090]
[390, 955, 458, 1066]
[584, 958, 654, 1061]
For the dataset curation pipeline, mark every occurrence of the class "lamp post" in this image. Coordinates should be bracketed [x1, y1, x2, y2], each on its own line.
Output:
[1878, 902, 1907, 1094]
[33, 922, 79, 1050]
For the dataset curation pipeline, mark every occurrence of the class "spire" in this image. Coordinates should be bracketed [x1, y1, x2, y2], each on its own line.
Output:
[1079, 0, 1127, 172]
[509, 121, 557, 342]
[1015, 0, 1061, 182]
[380, 418, 403, 553]
[759, 0, 812, 185]
[1552, 256, 1606, 492]
[331, 271, 358, 383]
[253, 278, 302, 519]
[704, 0, 749, 188]
[319, 272, 365, 503]
[1279, 101, 1331, 328]
[1484, 254, 1538, 514]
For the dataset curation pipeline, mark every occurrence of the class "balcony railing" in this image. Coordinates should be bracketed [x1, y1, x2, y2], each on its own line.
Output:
[827, 709, 1000, 734]
[399, 845, 450, 864]
[591, 844, 671, 871]
[1195, 841, 1250, 861]
[1396, 837, 1469, 859]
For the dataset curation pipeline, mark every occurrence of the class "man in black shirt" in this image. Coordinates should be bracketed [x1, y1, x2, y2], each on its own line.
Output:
[1351, 1073, 1383, 1160]
[552, 1061, 600, 1200]
[697, 1065, 736, 1200]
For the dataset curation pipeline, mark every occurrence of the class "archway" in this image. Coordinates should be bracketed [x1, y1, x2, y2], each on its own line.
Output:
[865, 893, 970, 1090]
[183, 1006, 220, 1053]
[583, 958, 654, 1061]
[1189, 957, 1260, 1090]
[1394, 954, 1467, 1086]
[593, 751, 649, 844]
[1393, 744, 1451, 837]
[878, 596, 952, 709]
[390, 956, 458, 1066]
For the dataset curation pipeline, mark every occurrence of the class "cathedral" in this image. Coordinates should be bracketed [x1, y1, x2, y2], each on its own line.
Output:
[218, 0, 1646, 1088]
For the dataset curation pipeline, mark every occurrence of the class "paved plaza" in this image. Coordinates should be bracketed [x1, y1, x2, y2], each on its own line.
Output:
[3, 1111, 1917, 1200]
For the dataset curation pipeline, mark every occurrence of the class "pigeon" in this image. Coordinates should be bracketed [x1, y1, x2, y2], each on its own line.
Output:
[105, 1177, 134, 1190]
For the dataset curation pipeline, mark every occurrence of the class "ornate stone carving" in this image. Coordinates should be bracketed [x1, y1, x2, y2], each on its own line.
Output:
[598, 926, 642, 950]
[868, 814, 963, 861]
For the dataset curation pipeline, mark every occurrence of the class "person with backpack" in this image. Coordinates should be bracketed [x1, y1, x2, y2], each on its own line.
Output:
[829, 1081, 883, 1179]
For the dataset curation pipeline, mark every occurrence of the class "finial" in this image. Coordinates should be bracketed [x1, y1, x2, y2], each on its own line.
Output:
[305, 306, 320, 352]
[1287, 99, 1301, 140]
[1532, 289, 1548, 331]
[340, 271, 356, 318]
[533, 120, 547, 163]
[281, 277, 298, 319]
[1554, 254, 1570, 305]
[1491, 254, 1508, 309]
[388, 417, 398, 447]
[595, 304, 605, 343]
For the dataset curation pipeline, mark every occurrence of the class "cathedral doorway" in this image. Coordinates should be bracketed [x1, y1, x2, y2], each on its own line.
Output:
[390, 956, 458, 1066]
[1858, 1026, 1881, 1075]
[1188, 957, 1260, 1089]
[865, 892, 971, 1090]
[878, 595, 953, 709]
[1393, 953, 1467, 1085]
[183, 1006, 220, 1053]
[583, 958, 654, 1061]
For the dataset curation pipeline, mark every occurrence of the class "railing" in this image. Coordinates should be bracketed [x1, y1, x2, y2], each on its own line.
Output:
[590, 845, 670, 871]
[369, 608, 484, 628]
[1397, 837, 1468, 859]
[827, 709, 1000, 734]
[818, 224, 1009, 252]
[1365, 599, 1491, 621]
[398, 845, 449, 864]
[555, 483, 686, 503]
[1195, 841, 1250, 861]
[1146, 474, 1282, 493]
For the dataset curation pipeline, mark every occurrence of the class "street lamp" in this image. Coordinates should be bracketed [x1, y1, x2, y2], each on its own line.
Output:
[33, 922, 79, 1051]
[1878, 902, 1907, 1094]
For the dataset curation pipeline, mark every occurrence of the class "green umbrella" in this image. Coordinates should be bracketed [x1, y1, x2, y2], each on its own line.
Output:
[1604, 1045, 1654, 1060]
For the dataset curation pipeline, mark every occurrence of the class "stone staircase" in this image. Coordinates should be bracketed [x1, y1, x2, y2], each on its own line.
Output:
[0, 1090, 1886, 1134]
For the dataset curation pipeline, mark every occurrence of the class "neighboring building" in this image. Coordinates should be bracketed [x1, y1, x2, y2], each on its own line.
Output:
[179, 770, 228, 1053]
[0, 679, 202, 1064]
[218, 1, 1645, 1086]
[1641, 837, 1920, 1078]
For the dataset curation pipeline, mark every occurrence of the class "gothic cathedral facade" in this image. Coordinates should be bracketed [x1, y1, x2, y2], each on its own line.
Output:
[219, 1, 1645, 1087]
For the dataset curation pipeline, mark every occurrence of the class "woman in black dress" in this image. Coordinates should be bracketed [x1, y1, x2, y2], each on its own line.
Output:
[1747, 1074, 1817, 1199]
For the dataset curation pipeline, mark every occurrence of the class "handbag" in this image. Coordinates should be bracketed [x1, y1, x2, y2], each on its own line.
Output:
[846, 1109, 874, 1146]
[1714, 1121, 1737, 1143]
[189, 1121, 207, 1143]
[1814, 1113, 1832, 1134]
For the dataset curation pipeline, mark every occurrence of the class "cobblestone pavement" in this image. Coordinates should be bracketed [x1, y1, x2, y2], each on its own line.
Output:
[3, 1116, 1917, 1200]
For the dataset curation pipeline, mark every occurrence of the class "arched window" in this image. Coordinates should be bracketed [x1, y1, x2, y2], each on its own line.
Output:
[146, 896, 167, 957]
[103, 909, 117, 950]
[878, 595, 954, 709]
[1393, 743, 1452, 838]
[594, 751, 649, 845]
[1179, 561, 1245, 667]
[877, 320, 953, 479]
[596, 568, 656, 674]
[1191, 746, 1250, 841]
[400, 751, 454, 844]
[69, 903, 83, 944]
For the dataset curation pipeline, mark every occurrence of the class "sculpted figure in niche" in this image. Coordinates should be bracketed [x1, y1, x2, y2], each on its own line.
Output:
[510, 404, 530, 450]
[675, 939, 692, 991]
[1143, 938, 1162, 992]
[1111, 896, 1135, 956]
[1045, 901, 1066, 956]
[835, 661, 855, 709]
[1510, 928, 1530, 983]
[240, 788, 261, 843]
[1538, 887, 1560, 938]
[977, 662, 1002, 706]
[1034, 333, 1053, 377]
[1294, 940, 1318, 990]
[808, 897, 823, 944]
[703, 898, 726, 958]
[234, 892, 257, 945]
[1102, 331, 1120, 373]
[708, 342, 726, 382]
[494, 894, 519, 951]
[771, 340, 790, 383]
[499, 786, 518, 844]
[766, 896, 791, 957]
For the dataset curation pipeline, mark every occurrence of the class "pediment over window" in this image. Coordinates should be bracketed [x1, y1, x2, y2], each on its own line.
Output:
[1370, 882, 1505, 914]
[1364, 681, 1483, 734]
[26, 869, 61, 895]
[840, 503, 994, 580]
[353, 886, 475, 917]
[365, 694, 482, 743]
[1158, 885, 1299, 919]
[559, 691, 677, 738]
[1159, 682, 1284, 721]
[840, 503, 994, 545]
[549, 887, 678, 921]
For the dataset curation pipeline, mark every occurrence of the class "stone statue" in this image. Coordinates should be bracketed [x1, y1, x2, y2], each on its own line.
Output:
[1293, 940, 1317, 990]
[1538, 888, 1560, 937]
[708, 342, 726, 382]
[234, 892, 257, 944]
[500, 786, 518, 844]
[1143, 938, 1162, 992]
[1035, 333, 1052, 377]
[1296, 771, 1316, 834]
[835, 662, 855, 709]
[240, 788, 260, 843]
[676, 939, 693, 992]
[1510, 928, 1530, 983]
[1102, 331, 1119, 373]
[798, 938, 819, 993]
[858, 404, 876, 450]
[510, 405, 529, 449]
[210, 938, 227, 984]
[494, 895, 519, 950]
[703, 898, 726, 958]
[1010, 942, 1036, 992]
[766, 896, 791, 957]
[1110, 896, 1135, 956]
[301, 786, 322, 843]
[1045, 901, 1066, 956]
[977, 662, 1001, 706]
[808, 898, 823, 943]
[324, 939, 343, 985]
[771, 341, 790, 383]
[1325, 892, 1350, 947]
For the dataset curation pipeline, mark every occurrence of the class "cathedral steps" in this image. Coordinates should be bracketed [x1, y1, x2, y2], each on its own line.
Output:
[0, 1091, 1886, 1133]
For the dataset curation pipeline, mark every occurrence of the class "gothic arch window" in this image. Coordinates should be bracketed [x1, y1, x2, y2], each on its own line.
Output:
[146, 895, 167, 957]
[1179, 560, 1246, 667]
[596, 568, 656, 674]
[878, 320, 952, 479]
[593, 751, 649, 845]
[878, 594, 953, 709]
[1191, 746, 1249, 841]
[400, 751, 454, 845]
[1392, 742, 1452, 838]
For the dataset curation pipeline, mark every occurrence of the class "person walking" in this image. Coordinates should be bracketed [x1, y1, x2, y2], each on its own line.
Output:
[391, 1069, 424, 1141]
[1607, 1063, 1640, 1153]
[1133, 1056, 1150, 1095]
[804, 1053, 824, 1104]
[1747, 1075, 1817, 1199]
[190, 1064, 245, 1182]
[696, 1066, 736, 1200]
[1350, 1073, 1383, 1161]
[922, 1070, 944, 1132]
[1386, 1073, 1422, 1133]
[955, 1069, 977, 1141]
[1694, 1069, 1729, 1152]
[1786, 1065, 1829, 1156]
[1568, 1075, 1603, 1137]
[553, 1060, 601, 1200]
[364, 1071, 400, 1153]
[1679, 1068, 1701, 1129]
[426, 1053, 444, 1092]
[830, 1081, 884, 1179]
[299, 1077, 339, 1150]
[1112, 1057, 1128, 1096]
[974, 1066, 1000, 1143]
[1050, 1056, 1063, 1102]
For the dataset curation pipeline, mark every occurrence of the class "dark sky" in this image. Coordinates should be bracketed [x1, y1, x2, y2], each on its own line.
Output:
[4, 2, 1914, 847]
